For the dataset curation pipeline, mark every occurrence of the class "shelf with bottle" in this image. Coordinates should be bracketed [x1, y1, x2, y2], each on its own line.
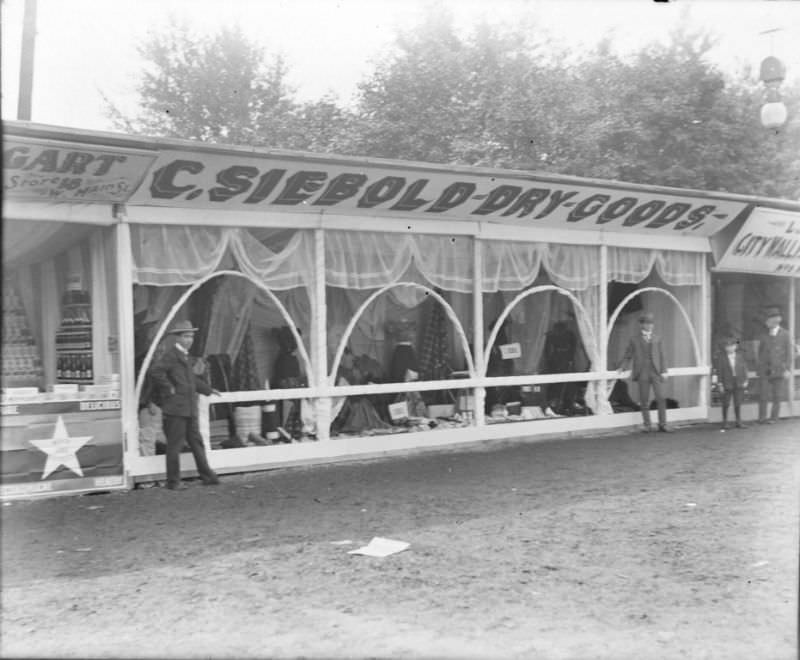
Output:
[56, 353, 94, 382]
[55, 331, 92, 352]
[2, 280, 44, 385]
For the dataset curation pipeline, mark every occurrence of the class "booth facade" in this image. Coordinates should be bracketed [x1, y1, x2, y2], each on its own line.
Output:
[3, 121, 799, 498]
[709, 207, 800, 419]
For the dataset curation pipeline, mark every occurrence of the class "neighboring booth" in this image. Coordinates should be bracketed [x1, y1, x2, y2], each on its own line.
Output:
[3, 121, 798, 498]
[710, 206, 800, 420]
[1, 132, 155, 497]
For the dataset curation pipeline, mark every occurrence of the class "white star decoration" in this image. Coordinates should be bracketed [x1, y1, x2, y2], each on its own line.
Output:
[29, 416, 93, 479]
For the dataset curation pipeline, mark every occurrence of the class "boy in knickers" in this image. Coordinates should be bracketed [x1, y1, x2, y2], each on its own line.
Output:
[716, 336, 748, 430]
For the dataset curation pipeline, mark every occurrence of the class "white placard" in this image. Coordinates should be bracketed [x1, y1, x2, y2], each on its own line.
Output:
[499, 342, 521, 359]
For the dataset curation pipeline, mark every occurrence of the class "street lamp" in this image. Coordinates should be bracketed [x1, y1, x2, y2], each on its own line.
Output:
[759, 52, 787, 130]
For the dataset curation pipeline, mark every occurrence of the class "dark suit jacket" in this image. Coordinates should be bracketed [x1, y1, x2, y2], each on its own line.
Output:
[757, 327, 793, 378]
[617, 333, 667, 382]
[149, 344, 213, 417]
[716, 351, 748, 389]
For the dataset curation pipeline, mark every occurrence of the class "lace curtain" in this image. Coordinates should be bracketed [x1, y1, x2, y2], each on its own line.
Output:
[608, 246, 704, 286]
[324, 230, 474, 293]
[130, 225, 314, 290]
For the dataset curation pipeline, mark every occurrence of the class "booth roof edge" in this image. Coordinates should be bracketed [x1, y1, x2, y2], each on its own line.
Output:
[4, 119, 800, 214]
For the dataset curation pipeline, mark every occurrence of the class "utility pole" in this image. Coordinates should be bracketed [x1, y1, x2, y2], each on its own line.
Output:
[17, 0, 38, 120]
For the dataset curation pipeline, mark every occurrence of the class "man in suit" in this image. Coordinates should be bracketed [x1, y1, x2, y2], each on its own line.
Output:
[616, 311, 671, 433]
[757, 306, 793, 424]
[715, 336, 749, 430]
[150, 319, 221, 490]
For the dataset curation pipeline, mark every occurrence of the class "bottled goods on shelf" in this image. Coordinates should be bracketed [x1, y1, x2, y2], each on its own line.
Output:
[56, 288, 94, 383]
[1, 280, 44, 387]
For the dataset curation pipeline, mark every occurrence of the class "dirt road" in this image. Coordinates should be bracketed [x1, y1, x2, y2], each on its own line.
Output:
[2, 420, 798, 659]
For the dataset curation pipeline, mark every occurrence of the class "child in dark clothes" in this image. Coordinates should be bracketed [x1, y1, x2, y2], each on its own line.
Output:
[715, 336, 749, 430]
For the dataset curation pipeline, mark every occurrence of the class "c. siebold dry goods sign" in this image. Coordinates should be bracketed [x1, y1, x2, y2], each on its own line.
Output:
[128, 151, 747, 236]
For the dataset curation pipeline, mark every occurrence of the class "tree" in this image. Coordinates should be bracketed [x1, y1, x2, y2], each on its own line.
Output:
[106, 21, 300, 147]
[346, 13, 799, 200]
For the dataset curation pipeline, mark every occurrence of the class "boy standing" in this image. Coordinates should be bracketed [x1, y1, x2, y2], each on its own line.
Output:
[715, 337, 748, 430]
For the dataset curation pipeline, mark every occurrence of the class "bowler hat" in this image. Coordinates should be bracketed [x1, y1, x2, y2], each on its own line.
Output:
[765, 306, 782, 319]
[639, 311, 655, 323]
[167, 319, 199, 334]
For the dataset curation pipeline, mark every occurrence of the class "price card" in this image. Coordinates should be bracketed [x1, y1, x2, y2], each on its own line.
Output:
[499, 343, 521, 359]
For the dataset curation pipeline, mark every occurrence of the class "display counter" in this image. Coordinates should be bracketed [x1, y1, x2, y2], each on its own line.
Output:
[0, 392, 124, 499]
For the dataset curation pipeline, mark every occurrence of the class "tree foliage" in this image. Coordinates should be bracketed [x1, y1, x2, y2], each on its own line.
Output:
[108, 13, 799, 200]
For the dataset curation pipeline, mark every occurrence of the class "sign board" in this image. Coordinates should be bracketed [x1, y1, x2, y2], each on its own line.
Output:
[3, 138, 156, 203]
[499, 342, 522, 359]
[1, 402, 124, 500]
[715, 207, 800, 277]
[388, 401, 410, 422]
[127, 150, 748, 236]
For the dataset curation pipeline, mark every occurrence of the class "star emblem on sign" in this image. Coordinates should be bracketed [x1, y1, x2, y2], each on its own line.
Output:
[29, 416, 93, 479]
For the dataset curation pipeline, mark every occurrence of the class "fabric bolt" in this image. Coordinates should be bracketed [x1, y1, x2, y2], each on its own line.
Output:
[418, 299, 452, 384]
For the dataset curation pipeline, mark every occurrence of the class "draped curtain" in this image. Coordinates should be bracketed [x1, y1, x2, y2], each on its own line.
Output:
[608, 247, 705, 408]
[128, 225, 704, 411]
[130, 225, 314, 290]
[608, 247, 704, 286]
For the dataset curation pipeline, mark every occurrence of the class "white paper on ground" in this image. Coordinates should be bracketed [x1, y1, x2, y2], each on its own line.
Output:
[347, 537, 410, 557]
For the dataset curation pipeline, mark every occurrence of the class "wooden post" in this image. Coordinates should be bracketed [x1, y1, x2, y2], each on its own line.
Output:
[473, 236, 485, 426]
[598, 244, 610, 415]
[699, 253, 710, 411]
[788, 276, 796, 416]
[313, 227, 331, 441]
[17, 0, 37, 120]
[115, 216, 137, 477]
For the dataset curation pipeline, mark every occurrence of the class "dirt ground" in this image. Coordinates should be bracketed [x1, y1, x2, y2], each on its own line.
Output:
[1, 419, 798, 660]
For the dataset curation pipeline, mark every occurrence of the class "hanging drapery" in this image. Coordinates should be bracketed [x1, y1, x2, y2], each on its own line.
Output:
[608, 246, 704, 286]
[418, 295, 452, 388]
[130, 225, 315, 290]
[324, 230, 475, 292]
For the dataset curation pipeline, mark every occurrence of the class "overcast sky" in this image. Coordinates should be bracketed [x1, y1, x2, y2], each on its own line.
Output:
[2, 0, 799, 132]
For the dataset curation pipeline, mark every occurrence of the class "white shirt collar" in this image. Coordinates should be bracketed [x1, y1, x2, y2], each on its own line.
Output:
[769, 327, 779, 337]
[175, 343, 189, 355]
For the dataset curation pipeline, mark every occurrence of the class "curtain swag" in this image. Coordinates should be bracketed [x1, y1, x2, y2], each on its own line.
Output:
[130, 226, 703, 292]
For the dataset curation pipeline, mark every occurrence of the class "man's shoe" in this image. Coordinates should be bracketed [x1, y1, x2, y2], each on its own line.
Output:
[735, 422, 747, 429]
[201, 474, 220, 486]
[166, 482, 188, 490]
[642, 425, 652, 433]
[658, 425, 673, 433]
[767, 419, 777, 425]
[721, 422, 731, 431]
[758, 419, 767, 425]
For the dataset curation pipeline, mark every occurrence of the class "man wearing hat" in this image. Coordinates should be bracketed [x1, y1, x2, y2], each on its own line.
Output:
[616, 311, 671, 433]
[150, 319, 221, 489]
[715, 336, 749, 430]
[756, 306, 792, 424]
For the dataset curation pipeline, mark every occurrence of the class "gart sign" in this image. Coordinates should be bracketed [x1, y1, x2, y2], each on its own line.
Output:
[716, 208, 800, 276]
[3, 138, 155, 203]
[129, 151, 748, 236]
